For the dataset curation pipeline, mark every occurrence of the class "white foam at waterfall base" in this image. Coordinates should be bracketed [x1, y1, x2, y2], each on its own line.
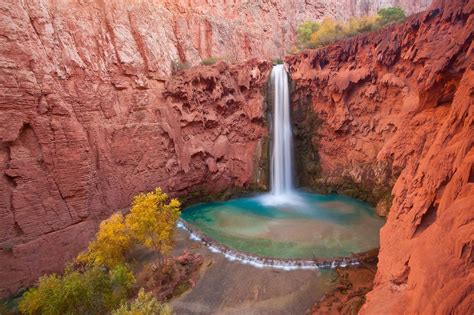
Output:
[257, 191, 306, 207]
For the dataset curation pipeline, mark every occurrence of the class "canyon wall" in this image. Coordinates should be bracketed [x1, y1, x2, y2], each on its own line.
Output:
[0, 0, 431, 78]
[287, 0, 473, 313]
[0, 0, 273, 296]
[340, 0, 432, 19]
[0, 0, 440, 301]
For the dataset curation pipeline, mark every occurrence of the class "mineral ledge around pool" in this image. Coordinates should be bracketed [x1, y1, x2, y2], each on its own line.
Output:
[177, 220, 369, 271]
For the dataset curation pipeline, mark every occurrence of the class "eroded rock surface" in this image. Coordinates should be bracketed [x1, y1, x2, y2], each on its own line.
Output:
[287, 0, 473, 313]
[0, 1, 431, 77]
[0, 0, 446, 302]
[0, 1, 272, 295]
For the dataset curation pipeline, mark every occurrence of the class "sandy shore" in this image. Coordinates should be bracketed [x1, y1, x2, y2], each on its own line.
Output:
[170, 229, 337, 315]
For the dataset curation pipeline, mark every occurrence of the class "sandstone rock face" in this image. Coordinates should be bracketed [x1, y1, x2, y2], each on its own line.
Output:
[0, 0, 272, 296]
[0, 1, 431, 78]
[287, 0, 473, 313]
[0, 0, 439, 300]
[341, 0, 432, 19]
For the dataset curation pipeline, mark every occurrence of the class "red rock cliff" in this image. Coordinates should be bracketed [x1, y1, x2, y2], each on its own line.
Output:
[0, 0, 448, 301]
[0, 1, 431, 77]
[286, 0, 473, 313]
[0, 0, 273, 296]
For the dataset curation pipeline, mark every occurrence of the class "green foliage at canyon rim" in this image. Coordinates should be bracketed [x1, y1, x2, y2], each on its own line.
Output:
[295, 7, 406, 49]
[272, 58, 284, 65]
[171, 59, 190, 73]
[201, 56, 220, 65]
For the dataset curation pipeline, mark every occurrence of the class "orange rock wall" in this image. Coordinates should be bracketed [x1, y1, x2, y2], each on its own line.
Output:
[287, 0, 473, 313]
[0, 0, 272, 296]
[0, 0, 440, 300]
[0, 0, 432, 77]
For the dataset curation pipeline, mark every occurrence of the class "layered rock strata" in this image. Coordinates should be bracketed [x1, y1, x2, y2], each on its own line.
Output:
[286, 0, 473, 313]
[0, 1, 431, 77]
[0, 5, 272, 296]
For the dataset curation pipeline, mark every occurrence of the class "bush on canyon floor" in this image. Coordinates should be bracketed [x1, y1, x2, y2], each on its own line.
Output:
[126, 188, 181, 257]
[19, 264, 135, 315]
[296, 21, 321, 49]
[78, 213, 131, 268]
[19, 187, 180, 315]
[295, 7, 406, 49]
[112, 288, 171, 315]
[78, 188, 181, 268]
[136, 251, 203, 301]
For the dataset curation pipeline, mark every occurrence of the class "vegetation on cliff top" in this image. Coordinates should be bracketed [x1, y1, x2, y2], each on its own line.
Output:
[295, 7, 406, 50]
[201, 56, 220, 65]
[18, 188, 180, 315]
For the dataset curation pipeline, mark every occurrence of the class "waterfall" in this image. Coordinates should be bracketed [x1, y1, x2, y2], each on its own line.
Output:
[270, 64, 294, 196]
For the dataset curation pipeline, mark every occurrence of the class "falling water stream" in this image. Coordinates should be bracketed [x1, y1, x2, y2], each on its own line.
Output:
[270, 64, 294, 196]
[179, 65, 384, 269]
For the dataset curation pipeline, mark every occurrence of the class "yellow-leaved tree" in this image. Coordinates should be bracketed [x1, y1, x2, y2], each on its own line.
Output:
[77, 213, 131, 268]
[112, 288, 172, 315]
[125, 188, 181, 257]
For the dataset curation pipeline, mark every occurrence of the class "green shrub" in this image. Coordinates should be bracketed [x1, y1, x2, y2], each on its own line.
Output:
[201, 56, 220, 66]
[310, 18, 346, 47]
[272, 58, 284, 65]
[294, 7, 406, 50]
[377, 7, 406, 26]
[112, 288, 171, 315]
[171, 59, 190, 73]
[19, 264, 135, 315]
[297, 21, 320, 49]
[18, 187, 181, 315]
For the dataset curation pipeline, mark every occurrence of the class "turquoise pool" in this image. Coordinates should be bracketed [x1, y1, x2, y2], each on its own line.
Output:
[181, 191, 384, 259]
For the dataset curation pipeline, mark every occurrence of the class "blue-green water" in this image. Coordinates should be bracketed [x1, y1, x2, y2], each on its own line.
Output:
[181, 191, 384, 259]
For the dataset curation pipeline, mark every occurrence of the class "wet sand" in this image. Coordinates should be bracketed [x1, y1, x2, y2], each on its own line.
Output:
[170, 229, 337, 315]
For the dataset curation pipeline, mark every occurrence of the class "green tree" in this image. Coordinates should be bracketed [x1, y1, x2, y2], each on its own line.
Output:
[77, 213, 131, 269]
[112, 288, 171, 315]
[19, 265, 135, 315]
[294, 7, 406, 51]
[344, 15, 378, 36]
[297, 21, 320, 48]
[108, 264, 136, 307]
[377, 7, 406, 26]
[126, 188, 181, 256]
[310, 18, 345, 47]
